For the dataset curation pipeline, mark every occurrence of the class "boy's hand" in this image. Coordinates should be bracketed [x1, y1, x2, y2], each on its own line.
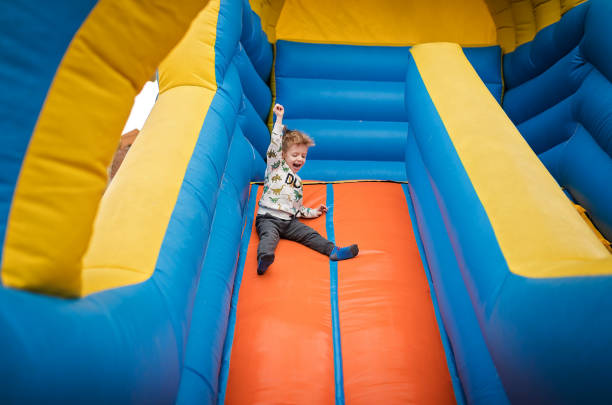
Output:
[315, 204, 328, 217]
[273, 104, 284, 118]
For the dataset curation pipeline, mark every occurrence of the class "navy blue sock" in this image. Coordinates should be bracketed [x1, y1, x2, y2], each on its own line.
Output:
[257, 253, 275, 275]
[329, 244, 359, 261]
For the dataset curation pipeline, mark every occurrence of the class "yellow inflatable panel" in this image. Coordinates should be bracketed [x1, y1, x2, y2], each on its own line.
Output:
[82, 87, 214, 295]
[561, 0, 587, 14]
[411, 43, 612, 278]
[82, 2, 221, 296]
[158, 1, 220, 94]
[511, 0, 537, 47]
[484, 0, 587, 53]
[275, 0, 496, 46]
[487, 0, 518, 52]
[533, 0, 561, 31]
[2, 0, 208, 297]
[250, 0, 589, 52]
[249, 0, 285, 42]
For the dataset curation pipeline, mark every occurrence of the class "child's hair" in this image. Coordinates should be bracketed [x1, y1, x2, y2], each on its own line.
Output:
[282, 127, 315, 152]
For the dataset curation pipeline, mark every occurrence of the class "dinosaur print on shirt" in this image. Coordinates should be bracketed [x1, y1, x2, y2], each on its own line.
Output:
[257, 120, 318, 220]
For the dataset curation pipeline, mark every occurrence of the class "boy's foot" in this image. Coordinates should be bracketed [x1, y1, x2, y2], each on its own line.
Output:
[257, 253, 275, 275]
[330, 244, 359, 261]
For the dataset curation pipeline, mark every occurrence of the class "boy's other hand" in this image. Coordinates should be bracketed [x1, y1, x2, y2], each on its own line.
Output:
[315, 204, 328, 217]
[273, 103, 284, 118]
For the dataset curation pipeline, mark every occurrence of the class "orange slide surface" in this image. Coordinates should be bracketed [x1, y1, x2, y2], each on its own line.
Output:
[225, 182, 455, 404]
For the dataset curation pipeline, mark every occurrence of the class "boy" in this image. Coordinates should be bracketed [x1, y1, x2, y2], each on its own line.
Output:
[256, 103, 359, 275]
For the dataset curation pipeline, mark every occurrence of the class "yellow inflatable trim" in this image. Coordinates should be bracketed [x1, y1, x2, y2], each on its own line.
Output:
[82, 87, 215, 295]
[411, 42, 611, 278]
[82, 2, 221, 296]
[574, 204, 612, 253]
[275, 0, 496, 47]
[2, 0, 208, 297]
[251, 0, 586, 53]
[249, 0, 285, 43]
[486, 0, 587, 53]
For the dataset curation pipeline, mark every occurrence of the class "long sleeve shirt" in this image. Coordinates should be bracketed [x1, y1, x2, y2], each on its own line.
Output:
[257, 120, 318, 220]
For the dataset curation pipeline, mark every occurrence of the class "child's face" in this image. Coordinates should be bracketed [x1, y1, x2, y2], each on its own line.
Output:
[283, 144, 308, 173]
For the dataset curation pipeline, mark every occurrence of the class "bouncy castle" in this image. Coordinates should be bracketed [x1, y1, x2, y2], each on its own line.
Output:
[1, 0, 612, 403]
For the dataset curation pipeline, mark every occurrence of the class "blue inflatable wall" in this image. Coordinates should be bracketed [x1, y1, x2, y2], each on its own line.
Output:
[0, 0, 267, 403]
[404, 1, 612, 403]
[503, 0, 612, 241]
[275, 41, 502, 182]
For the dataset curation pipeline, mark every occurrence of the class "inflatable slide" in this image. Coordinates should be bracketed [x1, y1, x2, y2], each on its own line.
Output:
[1, 0, 611, 404]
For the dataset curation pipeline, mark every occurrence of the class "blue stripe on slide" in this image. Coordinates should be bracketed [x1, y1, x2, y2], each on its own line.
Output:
[216, 184, 259, 405]
[325, 183, 346, 405]
[402, 184, 467, 405]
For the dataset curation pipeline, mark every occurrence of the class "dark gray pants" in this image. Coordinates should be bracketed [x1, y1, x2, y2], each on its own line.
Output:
[255, 214, 335, 261]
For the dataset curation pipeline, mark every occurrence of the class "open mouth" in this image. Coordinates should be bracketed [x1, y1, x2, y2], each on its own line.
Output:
[292, 163, 302, 171]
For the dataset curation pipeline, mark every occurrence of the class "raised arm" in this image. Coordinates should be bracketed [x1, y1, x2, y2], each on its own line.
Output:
[265, 104, 285, 166]
[270, 103, 284, 146]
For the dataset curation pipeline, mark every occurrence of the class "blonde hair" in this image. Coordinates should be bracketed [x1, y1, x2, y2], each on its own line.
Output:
[282, 127, 315, 152]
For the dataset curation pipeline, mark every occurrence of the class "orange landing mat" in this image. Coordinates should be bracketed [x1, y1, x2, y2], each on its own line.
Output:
[225, 182, 455, 404]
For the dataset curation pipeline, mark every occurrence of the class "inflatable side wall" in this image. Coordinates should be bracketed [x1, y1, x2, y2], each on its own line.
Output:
[171, 2, 273, 402]
[405, 2, 612, 401]
[0, 0, 270, 403]
[0, 0, 208, 297]
[504, 1, 612, 242]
